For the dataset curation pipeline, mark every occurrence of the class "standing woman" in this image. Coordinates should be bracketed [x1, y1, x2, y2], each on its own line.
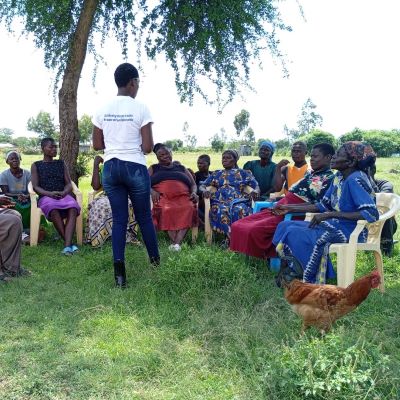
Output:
[31, 138, 81, 255]
[92, 62, 159, 288]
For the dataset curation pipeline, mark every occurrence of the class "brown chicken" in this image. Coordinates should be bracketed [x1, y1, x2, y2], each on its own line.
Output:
[284, 270, 381, 333]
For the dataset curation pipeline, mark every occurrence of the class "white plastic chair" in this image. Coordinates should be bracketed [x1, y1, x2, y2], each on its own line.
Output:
[204, 185, 256, 244]
[305, 192, 400, 292]
[28, 181, 83, 246]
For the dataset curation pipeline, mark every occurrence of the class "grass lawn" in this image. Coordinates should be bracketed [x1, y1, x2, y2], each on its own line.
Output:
[0, 152, 400, 399]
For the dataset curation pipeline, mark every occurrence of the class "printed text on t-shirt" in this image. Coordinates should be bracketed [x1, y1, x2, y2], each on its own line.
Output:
[104, 113, 134, 122]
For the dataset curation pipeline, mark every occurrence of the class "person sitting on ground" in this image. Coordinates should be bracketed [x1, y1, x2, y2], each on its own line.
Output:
[193, 154, 212, 225]
[230, 143, 335, 259]
[272, 141, 378, 285]
[31, 137, 81, 256]
[243, 141, 276, 200]
[0, 151, 31, 230]
[199, 149, 259, 242]
[272, 141, 308, 196]
[0, 195, 31, 282]
[369, 164, 397, 257]
[85, 155, 140, 247]
[149, 143, 199, 251]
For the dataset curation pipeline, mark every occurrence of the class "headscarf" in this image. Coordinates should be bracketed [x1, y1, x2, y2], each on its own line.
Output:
[259, 140, 276, 153]
[341, 141, 376, 172]
[223, 149, 239, 168]
[5, 150, 21, 162]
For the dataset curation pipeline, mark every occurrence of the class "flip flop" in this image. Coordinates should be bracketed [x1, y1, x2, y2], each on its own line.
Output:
[62, 246, 73, 256]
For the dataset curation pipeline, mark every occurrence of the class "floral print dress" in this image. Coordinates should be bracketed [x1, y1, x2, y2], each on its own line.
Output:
[202, 168, 258, 236]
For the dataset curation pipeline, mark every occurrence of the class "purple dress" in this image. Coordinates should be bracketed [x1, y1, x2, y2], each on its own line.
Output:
[35, 160, 80, 220]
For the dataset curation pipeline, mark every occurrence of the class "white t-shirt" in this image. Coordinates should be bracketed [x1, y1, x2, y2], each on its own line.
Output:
[92, 96, 153, 165]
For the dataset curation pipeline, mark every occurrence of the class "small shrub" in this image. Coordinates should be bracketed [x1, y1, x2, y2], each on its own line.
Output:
[263, 335, 392, 399]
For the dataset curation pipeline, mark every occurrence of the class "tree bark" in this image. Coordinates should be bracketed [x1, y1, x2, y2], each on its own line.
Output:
[58, 0, 99, 183]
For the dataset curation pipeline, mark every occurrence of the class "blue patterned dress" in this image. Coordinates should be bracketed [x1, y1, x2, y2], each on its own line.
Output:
[202, 168, 258, 235]
[272, 170, 379, 283]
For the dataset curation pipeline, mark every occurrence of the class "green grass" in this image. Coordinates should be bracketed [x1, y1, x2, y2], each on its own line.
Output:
[0, 153, 400, 399]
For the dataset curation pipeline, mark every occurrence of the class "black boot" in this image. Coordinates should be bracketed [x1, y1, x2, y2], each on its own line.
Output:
[113, 260, 126, 289]
[149, 256, 160, 268]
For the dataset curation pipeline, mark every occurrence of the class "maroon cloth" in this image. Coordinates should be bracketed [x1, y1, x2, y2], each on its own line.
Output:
[229, 192, 305, 259]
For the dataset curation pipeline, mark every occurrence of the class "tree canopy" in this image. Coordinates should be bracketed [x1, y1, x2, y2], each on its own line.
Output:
[338, 129, 400, 157]
[78, 114, 93, 143]
[299, 129, 337, 153]
[0, 127, 14, 143]
[297, 98, 323, 136]
[234, 109, 250, 137]
[26, 111, 59, 139]
[0, 0, 293, 179]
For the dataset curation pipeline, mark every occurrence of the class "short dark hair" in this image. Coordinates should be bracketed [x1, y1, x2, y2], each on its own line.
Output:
[198, 154, 211, 165]
[292, 141, 308, 152]
[40, 137, 55, 149]
[153, 143, 170, 154]
[114, 63, 139, 88]
[312, 143, 335, 156]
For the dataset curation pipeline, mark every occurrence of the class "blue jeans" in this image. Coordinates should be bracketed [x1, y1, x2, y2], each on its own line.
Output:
[102, 158, 159, 262]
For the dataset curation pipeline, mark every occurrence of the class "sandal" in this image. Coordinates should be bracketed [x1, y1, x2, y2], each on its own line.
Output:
[62, 246, 73, 256]
[71, 245, 79, 253]
[274, 256, 303, 288]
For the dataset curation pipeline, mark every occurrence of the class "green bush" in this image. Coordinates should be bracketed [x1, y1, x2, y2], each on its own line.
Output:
[264, 335, 392, 399]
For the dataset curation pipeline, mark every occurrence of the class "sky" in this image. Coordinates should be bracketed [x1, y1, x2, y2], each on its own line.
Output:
[1, 0, 400, 146]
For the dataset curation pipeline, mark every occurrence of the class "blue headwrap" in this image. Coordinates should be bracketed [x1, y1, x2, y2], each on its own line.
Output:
[259, 141, 275, 153]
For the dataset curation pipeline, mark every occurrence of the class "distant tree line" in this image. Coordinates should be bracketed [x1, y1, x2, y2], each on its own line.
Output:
[0, 111, 93, 154]
[2, 103, 400, 158]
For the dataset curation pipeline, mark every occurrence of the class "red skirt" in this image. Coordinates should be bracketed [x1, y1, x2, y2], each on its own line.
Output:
[229, 192, 305, 259]
[152, 180, 198, 231]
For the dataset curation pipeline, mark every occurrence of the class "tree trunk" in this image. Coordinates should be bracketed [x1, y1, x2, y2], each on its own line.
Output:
[58, 0, 99, 183]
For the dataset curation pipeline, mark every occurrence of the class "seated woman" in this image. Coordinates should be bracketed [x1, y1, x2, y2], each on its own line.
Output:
[149, 143, 198, 251]
[199, 149, 259, 241]
[243, 141, 276, 200]
[31, 137, 81, 255]
[85, 155, 140, 247]
[194, 154, 212, 224]
[194, 154, 212, 186]
[272, 141, 379, 284]
[230, 143, 335, 259]
[0, 151, 31, 230]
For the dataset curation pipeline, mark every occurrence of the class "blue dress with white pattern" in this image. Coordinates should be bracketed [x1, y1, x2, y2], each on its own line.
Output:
[272, 170, 379, 283]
